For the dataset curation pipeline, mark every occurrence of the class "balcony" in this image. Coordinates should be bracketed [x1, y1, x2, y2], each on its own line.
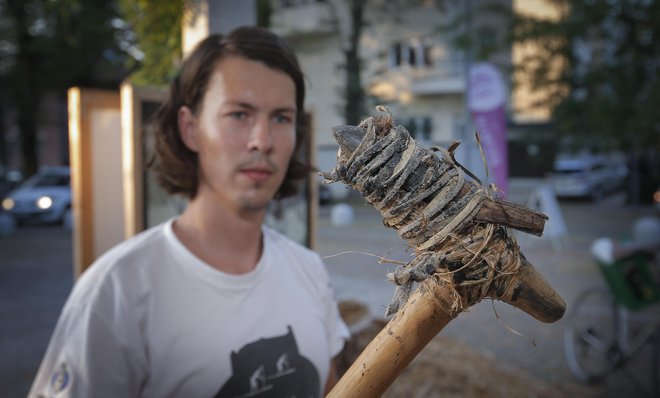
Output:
[270, 0, 336, 38]
[409, 60, 465, 96]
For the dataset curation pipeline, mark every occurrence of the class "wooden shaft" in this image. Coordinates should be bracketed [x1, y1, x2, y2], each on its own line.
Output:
[328, 281, 459, 397]
[328, 258, 566, 397]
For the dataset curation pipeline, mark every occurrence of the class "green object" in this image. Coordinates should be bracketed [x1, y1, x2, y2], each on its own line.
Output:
[598, 254, 660, 310]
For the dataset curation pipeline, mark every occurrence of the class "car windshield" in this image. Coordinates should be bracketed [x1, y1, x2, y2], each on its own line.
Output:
[24, 172, 70, 188]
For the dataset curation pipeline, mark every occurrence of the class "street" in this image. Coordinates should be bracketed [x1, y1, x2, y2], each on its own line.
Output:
[1, 180, 658, 397]
[0, 225, 73, 398]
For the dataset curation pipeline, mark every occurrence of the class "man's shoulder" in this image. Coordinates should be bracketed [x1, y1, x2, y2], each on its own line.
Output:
[263, 225, 319, 262]
[263, 225, 330, 285]
[76, 222, 170, 289]
[98, 222, 169, 265]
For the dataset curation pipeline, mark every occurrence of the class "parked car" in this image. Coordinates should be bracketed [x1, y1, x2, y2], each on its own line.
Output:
[549, 154, 628, 201]
[1, 166, 71, 225]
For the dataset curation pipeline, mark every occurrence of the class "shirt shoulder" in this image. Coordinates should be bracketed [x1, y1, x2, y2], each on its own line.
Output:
[263, 226, 324, 268]
[263, 226, 332, 294]
[70, 221, 171, 305]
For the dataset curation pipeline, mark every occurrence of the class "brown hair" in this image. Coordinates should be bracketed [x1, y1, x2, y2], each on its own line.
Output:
[149, 26, 308, 199]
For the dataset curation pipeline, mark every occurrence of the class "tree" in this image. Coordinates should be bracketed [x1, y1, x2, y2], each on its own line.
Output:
[0, 0, 131, 176]
[512, 0, 660, 203]
[341, 0, 367, 126]
[512, 0, 660, 153]
[327, 0, 368, 125]
[117, 0, 184, 86]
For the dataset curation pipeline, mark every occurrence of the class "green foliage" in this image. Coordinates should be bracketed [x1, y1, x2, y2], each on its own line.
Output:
[0, 0, 130, 91]
[0, 0, 132, 175]
[118, 0, 184, 86]
[256, 0, 271, 28]
[513, 0, 660, 152]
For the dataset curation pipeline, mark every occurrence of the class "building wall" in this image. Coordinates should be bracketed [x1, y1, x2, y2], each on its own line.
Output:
[361, 2, 466, 146]
[511, 0, 559, 123]
[271, 0, 515, 193]
[288, 34, 345, 149]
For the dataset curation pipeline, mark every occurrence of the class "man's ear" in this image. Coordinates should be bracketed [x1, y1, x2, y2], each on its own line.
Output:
[178, 105, 199, 152]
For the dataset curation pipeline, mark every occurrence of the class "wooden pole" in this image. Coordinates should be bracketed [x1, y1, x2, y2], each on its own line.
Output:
[328, 280, 458, 397]
[328, 256, 565, 397]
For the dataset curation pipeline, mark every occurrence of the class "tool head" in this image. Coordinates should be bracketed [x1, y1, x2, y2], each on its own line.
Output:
[327, 119, 565, 323]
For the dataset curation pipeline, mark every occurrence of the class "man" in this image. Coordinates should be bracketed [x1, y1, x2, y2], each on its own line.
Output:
[30, 26, 349, 397]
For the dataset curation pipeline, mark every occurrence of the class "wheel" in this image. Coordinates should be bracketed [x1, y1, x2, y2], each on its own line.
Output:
[564, 287, 620, 382]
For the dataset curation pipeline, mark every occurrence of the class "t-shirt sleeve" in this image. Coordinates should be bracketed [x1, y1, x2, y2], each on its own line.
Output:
[315, 256, 350, 358]
[326, 283, 351, 358]
[28, 284, 146, 397]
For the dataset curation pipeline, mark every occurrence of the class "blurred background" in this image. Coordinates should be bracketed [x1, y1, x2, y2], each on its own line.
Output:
[1, 0, 659, 397]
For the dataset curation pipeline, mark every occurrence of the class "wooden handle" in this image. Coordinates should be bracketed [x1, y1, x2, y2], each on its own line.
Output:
[328, 257, 566, 397]
[328, 280, 459, 397]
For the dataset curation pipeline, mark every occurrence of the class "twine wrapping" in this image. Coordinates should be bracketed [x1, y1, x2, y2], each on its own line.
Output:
[322, 111, 524, 317]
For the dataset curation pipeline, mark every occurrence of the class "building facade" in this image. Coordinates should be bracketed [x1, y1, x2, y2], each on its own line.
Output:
[270, 0, 515, 198]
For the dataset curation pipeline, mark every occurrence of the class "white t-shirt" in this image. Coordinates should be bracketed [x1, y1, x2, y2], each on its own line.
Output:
[29, 219, 349, 398]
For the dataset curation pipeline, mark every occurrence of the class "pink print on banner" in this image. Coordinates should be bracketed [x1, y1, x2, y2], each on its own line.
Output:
[468, 62, 509, 197]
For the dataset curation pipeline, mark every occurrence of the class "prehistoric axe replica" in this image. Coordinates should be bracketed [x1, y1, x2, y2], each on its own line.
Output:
[321, 108, 566, 397]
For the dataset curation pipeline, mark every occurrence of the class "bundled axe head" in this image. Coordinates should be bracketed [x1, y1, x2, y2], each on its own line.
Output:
[321, 110, 565, 397]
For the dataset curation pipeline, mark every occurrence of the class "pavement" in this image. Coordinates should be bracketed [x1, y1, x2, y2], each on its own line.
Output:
[1, 178, 658, 397]
[0, 224, 73, 398]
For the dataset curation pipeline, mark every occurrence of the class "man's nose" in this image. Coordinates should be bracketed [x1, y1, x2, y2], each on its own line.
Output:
[247, 116, 273, 153]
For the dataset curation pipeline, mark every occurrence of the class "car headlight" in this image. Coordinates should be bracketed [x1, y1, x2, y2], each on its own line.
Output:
[37, 196, 53, 210]
[2, 198, 14, 210]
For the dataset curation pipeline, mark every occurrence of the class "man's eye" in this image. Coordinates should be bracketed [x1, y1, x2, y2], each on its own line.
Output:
[274, 114, 292, 124]
[230, 111, 247, 120]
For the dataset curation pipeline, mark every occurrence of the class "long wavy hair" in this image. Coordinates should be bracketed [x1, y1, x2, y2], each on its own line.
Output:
[149, 26, 308, 200]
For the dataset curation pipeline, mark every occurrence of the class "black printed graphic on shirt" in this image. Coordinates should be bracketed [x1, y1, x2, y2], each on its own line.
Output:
[215, 326, 320, 398]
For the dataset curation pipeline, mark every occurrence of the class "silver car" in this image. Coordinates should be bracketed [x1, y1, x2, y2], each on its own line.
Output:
[549, 155, 628, 201]
[1, 166, 71, 225]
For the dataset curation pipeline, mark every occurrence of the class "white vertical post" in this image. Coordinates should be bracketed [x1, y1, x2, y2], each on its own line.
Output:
[182, 0, 257, 57]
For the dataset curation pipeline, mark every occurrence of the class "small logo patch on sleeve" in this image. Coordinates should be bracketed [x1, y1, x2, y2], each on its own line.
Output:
[49, 362, 71, 396]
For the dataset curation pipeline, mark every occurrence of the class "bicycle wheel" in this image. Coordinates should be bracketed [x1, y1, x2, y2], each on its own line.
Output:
[564, 287, 619, 382]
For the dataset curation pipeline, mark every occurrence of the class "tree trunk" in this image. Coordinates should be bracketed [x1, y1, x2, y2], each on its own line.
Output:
[344, 0, 366, 125]
[0, 99, 7, 169]
[8, 0, 41, 177]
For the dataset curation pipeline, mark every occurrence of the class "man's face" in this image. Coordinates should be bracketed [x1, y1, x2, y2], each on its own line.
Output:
[179, 56, 297, 217]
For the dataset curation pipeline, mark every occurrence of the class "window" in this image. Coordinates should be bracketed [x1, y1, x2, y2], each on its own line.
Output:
[423, 45, 432, 67]
[388, 38, 434, 68]
[401, 116, 433, 142]
[422, 117, 432, 141]
[389, 43, 402, 67]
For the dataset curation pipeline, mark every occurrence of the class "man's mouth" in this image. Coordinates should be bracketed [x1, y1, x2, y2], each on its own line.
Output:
[241, 167, 274, 182]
